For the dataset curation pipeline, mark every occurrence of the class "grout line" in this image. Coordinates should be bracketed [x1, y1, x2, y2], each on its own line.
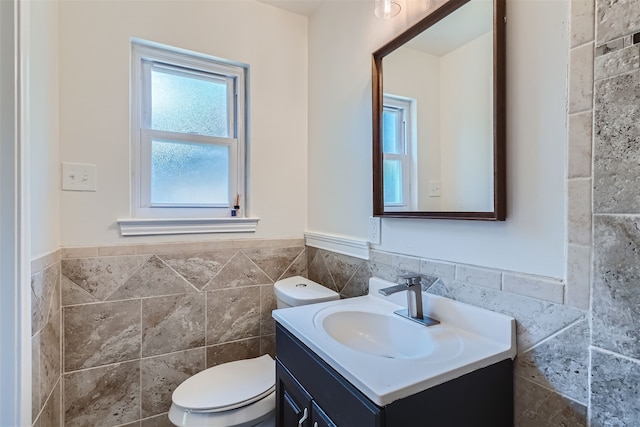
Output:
[592, 212, 640, 218]
[137, 298, 142, 426]
[567, 109, 593, 116]
[591, 345, 640, 364]
[514, 373, 588, 407]
[570, 39, 596, 51]
[593, 66, 640, 83]
[58, 264, 64, 425]
[569, 105, 594, 115]
[587, 345, 593, 427]
[587, 8, 599, 424]
[204, 290, 209, 366]
[519, 317, 588, 354]
[568, 176, 593, 182]
[154, 255, 201, 293]
[200, 250, 239, 291]
[100, 255, 152, 302]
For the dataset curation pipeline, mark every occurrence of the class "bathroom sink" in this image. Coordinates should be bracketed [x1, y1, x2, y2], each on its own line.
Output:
[273, 277, 516, 406]
[314, 306, 462, 361]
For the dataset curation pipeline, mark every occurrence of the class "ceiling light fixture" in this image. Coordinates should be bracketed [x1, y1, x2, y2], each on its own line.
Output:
[374, 0, 401, 19]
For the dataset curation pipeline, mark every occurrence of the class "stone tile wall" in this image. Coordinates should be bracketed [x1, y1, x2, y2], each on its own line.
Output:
[307, 247, 590, 426]
[56, 239, 305, 427]
[31, 250, 62, 427]
[591, 0, 640, 423]
[567, 0, 595, 313]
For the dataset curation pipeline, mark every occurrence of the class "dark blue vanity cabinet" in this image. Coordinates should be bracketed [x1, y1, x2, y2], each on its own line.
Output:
[275, 323, 513, 427]
[276, 361, 339, 427]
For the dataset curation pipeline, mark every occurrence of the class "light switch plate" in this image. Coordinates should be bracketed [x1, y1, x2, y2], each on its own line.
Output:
[62, 162, 97, 191]
[369, 216, 381, 245]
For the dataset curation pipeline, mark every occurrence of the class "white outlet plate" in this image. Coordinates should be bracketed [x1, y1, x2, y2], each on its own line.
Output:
[369, 216, 381, 245]
[62, 162, 97, 191]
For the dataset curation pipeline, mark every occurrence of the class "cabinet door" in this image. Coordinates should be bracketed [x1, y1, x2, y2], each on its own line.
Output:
[311, 401, 336, 427]
[276, 361, 312, 427]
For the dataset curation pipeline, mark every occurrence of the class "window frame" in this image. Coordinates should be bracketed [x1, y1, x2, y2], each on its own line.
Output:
[130, 40, 248, 219]
[382, 94, 416, 211]
[116, 38, 260, 237]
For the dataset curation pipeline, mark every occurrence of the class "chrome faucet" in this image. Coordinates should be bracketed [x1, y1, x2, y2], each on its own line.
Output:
[379, 274, 439, 326]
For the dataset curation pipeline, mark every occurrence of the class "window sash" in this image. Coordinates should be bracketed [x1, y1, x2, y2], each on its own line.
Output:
[382, 96, 413, 210]
[131, 41, 247, 219]
[139, 129, 239, 210]
[141, 60, 237, 138]
[382, 106, 405, 155]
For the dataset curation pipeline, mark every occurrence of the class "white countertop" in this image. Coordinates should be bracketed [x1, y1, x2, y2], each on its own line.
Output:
[272, 277, 516, 406]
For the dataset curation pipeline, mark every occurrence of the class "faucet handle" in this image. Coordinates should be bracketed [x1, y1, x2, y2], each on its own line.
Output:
[399, 274, 421, 286]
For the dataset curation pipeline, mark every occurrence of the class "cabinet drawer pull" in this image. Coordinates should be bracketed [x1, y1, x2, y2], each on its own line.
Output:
[298, 408, 308, 426]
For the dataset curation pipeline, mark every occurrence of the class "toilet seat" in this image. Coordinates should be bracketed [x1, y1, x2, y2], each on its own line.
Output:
[169, 391, 275, 427]
[172, 355, 275, 412]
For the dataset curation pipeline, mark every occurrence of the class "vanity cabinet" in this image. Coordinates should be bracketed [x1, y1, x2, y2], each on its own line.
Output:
[276, 361, 338, 427]
[275, 323, 513, 427]
[311, 402, 336, 427]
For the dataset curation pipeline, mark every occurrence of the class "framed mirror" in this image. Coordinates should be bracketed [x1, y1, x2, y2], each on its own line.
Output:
[372, 0, 506, 220]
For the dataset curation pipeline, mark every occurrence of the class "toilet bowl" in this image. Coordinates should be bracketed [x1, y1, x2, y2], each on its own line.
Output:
[168, 276, 339, 427]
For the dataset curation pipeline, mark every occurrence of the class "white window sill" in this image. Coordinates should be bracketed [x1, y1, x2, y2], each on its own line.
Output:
[117, 217, 260, 237]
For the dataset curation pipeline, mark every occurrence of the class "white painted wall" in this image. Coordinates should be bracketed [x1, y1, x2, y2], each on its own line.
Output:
[30, 0, 60, 258]
[383, 46, 441, 211]
[439, 31, 493, 212]
[59, 0, 308, 246]
[308, 0, 568, 278]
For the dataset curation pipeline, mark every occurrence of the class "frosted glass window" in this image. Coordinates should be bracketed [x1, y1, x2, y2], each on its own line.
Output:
[150, 139, 229, 205]
[132, 41, 247, 219]
[383, 159, 402, 205]
[151, 67, 230, 137]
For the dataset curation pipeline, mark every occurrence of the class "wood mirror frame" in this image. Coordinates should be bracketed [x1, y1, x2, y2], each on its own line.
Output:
[372, 0, 506, 220]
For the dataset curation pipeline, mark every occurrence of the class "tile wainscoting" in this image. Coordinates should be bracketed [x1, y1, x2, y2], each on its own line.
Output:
[34, 242, 591, 427]
[307, 247, 589, 426]
[33, 239, 307, 427]
[31, 250, 62, 427]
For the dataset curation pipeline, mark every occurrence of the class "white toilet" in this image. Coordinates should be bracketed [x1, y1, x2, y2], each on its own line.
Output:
[168, 276, 340, 427]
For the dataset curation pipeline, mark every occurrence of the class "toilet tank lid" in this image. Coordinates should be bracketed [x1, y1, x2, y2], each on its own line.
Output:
[274, 276, 339, 306]
[172, 355, 275, 412]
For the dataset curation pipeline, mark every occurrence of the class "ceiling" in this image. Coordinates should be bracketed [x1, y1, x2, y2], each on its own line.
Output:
[404, 0, 492, 57]
[258, 0, 324, 16]
[258, 0, 493, 57]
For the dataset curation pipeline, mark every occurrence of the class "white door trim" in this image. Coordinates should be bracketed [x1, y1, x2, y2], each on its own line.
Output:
[0, 0, 32, 424]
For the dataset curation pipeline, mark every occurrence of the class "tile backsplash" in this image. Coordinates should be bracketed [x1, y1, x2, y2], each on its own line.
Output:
[306, 247, 589, 426]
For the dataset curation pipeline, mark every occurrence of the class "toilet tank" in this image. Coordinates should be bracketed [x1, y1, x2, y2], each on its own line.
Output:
[273, 276, 339, 309]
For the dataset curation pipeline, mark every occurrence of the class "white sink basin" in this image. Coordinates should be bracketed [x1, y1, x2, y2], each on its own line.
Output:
[314, 306, 462, 361]
[273, 277, 516, 406]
